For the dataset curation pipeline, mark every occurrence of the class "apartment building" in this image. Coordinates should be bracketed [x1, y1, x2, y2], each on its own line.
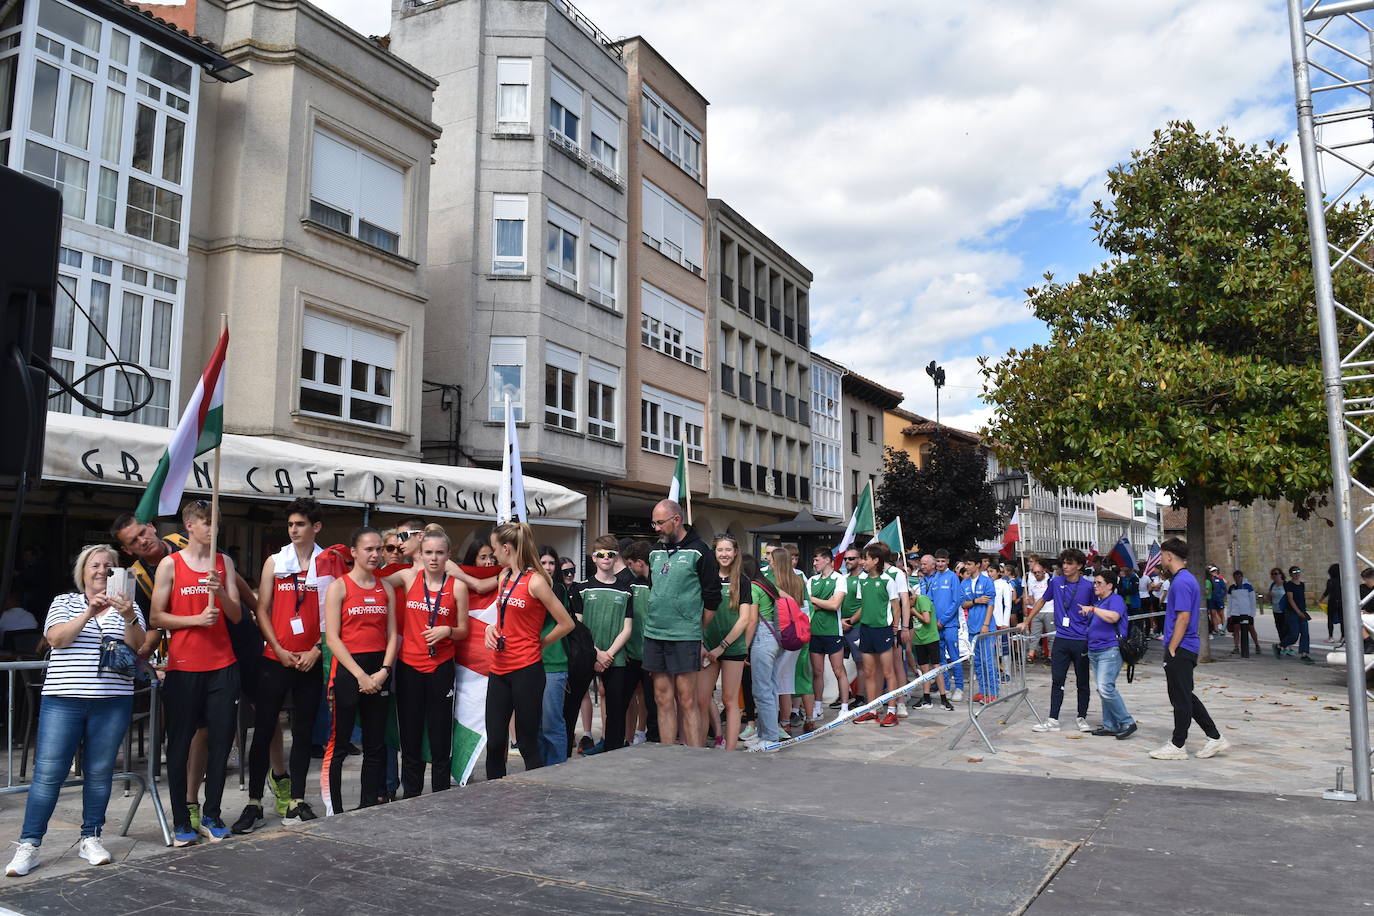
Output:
[1096, 487, 1162, 557]
[390, 0, 630, 535]
[708, 198, 813, 531]
[834, 362, 901, 513]
[810, 354, 844, 521]
[604, 35, 713, 537]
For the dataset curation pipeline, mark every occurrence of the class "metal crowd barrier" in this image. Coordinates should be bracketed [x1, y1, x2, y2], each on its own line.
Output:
[750, 653, 970, 753]
[947, 628, 1040, 754]
[1, 660, 171, 847]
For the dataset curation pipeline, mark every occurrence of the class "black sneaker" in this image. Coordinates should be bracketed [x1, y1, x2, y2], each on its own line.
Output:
[1115, 722, 1138, 740]
[918, 695, 932, 708]
[230, 804, 264, 835]
[828, 698, 845, 709]
[282, 801, 318, 825]
[940, 695, 955, 711]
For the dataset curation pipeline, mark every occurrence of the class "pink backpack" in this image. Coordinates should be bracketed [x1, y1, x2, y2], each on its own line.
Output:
[754, 578, 811, 651]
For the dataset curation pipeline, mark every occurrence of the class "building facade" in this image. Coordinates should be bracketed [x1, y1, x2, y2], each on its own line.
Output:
[810, 354, 844, 521]
[835, 363, 901, 513]
[604, 35, 712, 537]
[390, 0, 630, 534]
[1096, 487, 1161, 558]
[707, 197, 813, 530]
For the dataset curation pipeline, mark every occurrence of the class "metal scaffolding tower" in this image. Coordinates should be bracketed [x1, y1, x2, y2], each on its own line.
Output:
[1287, 0, 1374, 802]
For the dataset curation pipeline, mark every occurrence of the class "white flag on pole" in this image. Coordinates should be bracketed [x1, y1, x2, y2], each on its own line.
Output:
[498, 393, 527, 524]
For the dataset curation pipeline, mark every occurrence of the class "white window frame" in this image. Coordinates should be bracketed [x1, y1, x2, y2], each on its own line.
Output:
[588, 227, 617, 309]
[492, 193, 527, 274]
[640, 83, 702, 182]
[544, 342, 579, 431]
[640, 282, 704, 369]
[545, 202, 579, 288]
[548, 67, 581, 144]
[589, 100, 618, 172]
[641, 384, 705, 462]
[495, 57, 531, 129]
[587, 358, 618, 440]
[640, 178, 703, 275]
[309, 127, 406, 255]
[488, 336, 525, 422]
[299, 310, 397, 429]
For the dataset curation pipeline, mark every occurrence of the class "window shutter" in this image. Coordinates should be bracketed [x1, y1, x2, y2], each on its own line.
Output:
[358, 154, 404, 234]
[546, 201, 580, 236]
[640, 180, 663, 241]
[311, 131, 356, 212]
[489, 336, 525, 366]
[493, 194, 527, 221]
[545, 342, 580, 373]
[589, 227, 617, 254]
[640, 282, 662, 321]
[684, 211, 703, 268]
[590, 102, 617, 145]
[549, 69, 581, 112]
[588, 358, 618, 387]
[498, 58, 531, 86]
[351, 324, 396, 370]
[303, 312, 349, 356]
[661, 197, 685, 252]
[683, 305, 705, 354]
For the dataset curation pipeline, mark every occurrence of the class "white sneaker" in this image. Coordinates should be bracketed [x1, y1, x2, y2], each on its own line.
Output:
[812, 701, 823, 719]
[76, 836, 111, 866]
[895, 701, 909, 718]
[1149, 742, 1189, 760]
[1076, 717, 1092, 733]
[5, 842, 38, 877]
[1031, 718, 1061, 732]
[951, 688, 963, 702]
[1197, 735, 1231, 759]
[631, 730, 646, 746]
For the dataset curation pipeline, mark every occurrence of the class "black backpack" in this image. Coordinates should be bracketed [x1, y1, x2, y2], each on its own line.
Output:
[562, 619, 597, 692]
[1121, 618, 1149, 681]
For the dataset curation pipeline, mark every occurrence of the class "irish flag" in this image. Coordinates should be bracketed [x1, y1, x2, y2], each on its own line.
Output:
[135, 326, 229, 523]
[834, 480, 875, 565]
[667, 440, 691, 523]
[451, 565, 502, 785]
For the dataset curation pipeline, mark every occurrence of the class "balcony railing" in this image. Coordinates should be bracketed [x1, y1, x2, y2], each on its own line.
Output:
[797, 324, 808, 347]
[770, 387, 782, 414]
[769, 307, 781, 333]
[755, 377, 767, 404]
[754, 296, 767, 322]
[784, 316, 795, 340]
[720, 364, 735, 395]
[738, 380, 752, 404]
[800, 476, 810, 502]
[721, 275, 734, 303]
[739, 461, 753, 490]
[773, 469, 784, 496]
[722, 457, 735, 487]
[756, 464, 769, 492]
[786, 473, 797, 499]
[784, 394, 796, 420]
[739, 285, 751, 305]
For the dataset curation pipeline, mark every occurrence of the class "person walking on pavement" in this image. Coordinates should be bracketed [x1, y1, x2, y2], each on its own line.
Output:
[1283, 567, 1313, 663]
[1227, 570, 1261, 657]
[1149, 537, 1229, 760]
[1028, 549, 1094, 734]
[1268, 568, 1290, 657]
[1082, 568, 1136, 740]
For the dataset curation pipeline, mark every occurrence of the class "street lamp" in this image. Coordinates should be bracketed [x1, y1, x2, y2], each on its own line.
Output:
[1228, 503, 1241, 571]
[925, 361, 946, 425]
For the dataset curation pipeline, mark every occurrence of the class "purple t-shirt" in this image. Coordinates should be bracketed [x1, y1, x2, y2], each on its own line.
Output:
[1047, 575, 1095, 640]
[1086, 593, 1128, 651]
[1165, 568, 1202, 654]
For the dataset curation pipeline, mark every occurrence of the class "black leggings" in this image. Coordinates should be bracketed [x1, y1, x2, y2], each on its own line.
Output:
[631, 659, 659, 742]
[248, 656, 323, 802]
[164, 664, 239, 826]
[323, 651, 387, 816]
[395, 659, 454, 797]
[1163, 648, 1219, 747]
[597, 666, 634, 751]
[1049, 638, 1090, 721]
[485, 662, 544, 780]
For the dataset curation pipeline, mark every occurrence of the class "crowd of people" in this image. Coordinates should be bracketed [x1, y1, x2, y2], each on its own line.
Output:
[4, 494, 1355, 877]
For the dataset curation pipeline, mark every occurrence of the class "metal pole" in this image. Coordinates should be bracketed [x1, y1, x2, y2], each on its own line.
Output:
[1287, 0, 1372, 802]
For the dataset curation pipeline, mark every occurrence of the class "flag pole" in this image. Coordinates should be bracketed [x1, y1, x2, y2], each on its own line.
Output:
[684, 441, 693, 527]
[206, 313, 227, 612]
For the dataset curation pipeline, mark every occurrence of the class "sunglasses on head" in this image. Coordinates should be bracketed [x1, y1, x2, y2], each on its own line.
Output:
[592, 550, 618, 560]
[397, 530, 419, 542]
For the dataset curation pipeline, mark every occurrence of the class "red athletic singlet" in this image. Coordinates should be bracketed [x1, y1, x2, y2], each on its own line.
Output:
[262, 570, 320, 659]
[338, 575, 390, 654]
[166, 553, 236, 672]
[401, 574, 457, 672]
[488, 570, 548, 676]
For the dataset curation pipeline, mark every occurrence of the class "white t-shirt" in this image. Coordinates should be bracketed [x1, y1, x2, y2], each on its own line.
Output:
[42, 593, 146, 698]
[1137, 574, 1152, 600]
[1025, 572, 1052, 614]
[992, 578, 1015, 627]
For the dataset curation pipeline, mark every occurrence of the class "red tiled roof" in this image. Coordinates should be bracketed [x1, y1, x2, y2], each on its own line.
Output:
[1097, 507, 1132, 522]
[1162, 506, 1187, 531]
[901, 421, 981, 444]
[119, 0, 218, 49]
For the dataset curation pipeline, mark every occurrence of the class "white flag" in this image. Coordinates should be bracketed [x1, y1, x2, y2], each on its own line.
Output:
[498, 394, 527, 524]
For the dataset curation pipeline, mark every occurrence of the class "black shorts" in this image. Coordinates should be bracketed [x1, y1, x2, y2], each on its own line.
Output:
[858, 625, 894, 654]
[1227, 615, 1254, 630]
[914, 641, 940, 666]
[719, 654, 747, 663]
[642, 637, 700, 675]
[810, 634, 844, 656]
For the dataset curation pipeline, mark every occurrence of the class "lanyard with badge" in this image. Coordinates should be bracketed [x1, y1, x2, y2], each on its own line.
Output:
[286, 571, 312, 636]
[495, 570, 528, 653]
[1057, 578, 1085, 629]
[422, 574, 448, 659]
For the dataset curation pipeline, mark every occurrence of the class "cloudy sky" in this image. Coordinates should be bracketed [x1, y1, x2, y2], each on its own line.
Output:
[316, 0, 1297, 431]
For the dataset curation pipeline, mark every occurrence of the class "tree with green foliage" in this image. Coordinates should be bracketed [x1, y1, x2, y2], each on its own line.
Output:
[876, 431, 1000, 557]
[979, 121, 1374, 658]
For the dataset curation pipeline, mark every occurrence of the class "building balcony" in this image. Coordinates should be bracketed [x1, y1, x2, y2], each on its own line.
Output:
[797, 325, 808, 347]
[738, 380, 752, 405]
[739, 461, 753, 490]
[786, 473, 797, 499]
[770, 387, 782, 414]
[784, 316, 795, 340]
[739, 285, 751, 305]
[800, 476, 811, 502]
[756, 464, 769, 492]
[784, 394, 796, 421]
[755, 377, 767, 404]
[720, 364, 735, 395]
[754, 296, 767, 322]
[722, 457, 736, 487]
[769, 306, 781, 333]
[721, 275, 734, 303]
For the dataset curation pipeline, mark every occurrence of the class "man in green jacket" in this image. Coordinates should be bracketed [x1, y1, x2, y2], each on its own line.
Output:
[646, 500, 721, 747]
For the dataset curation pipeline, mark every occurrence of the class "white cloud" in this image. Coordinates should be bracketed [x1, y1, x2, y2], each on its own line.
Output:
[315, 0, 1298, 422]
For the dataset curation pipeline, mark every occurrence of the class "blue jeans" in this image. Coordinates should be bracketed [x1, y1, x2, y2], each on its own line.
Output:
[938, 625, 964, 689]
[1295, 614, 1311, 655]
[540, 671, 569, 765]
[1089, 648, 1134, 731]
[750, 624, 783, 741]
[21, 695, 133, 845]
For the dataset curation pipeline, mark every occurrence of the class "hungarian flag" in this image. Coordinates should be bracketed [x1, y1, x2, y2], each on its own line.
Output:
[451, 564, 502, 785]
[999, 508, 1021, 560]
[668, 440, 691, 523]
[135, 326, 228, 523]
[835, 481, 875, 565]
[1107, 536, 1136, 570]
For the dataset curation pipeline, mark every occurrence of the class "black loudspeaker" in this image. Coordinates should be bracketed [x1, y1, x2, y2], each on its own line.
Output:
[0, 166, 61, 487]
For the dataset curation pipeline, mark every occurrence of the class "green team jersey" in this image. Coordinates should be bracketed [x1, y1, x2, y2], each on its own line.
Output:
[753, 581, 777, 625]
[571, 576, 632, 667]
[855, 572, 899, 627]
[627, 576, 649, 662]
[911, 593, 938, 645]
[806, 572, 847, 637]
[704, 579, 751, 656]
[540, 615, 567, 672]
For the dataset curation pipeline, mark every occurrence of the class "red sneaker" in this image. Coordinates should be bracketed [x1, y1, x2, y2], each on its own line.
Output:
[854, 711, 878, 724]
[879, 711, 899, 727]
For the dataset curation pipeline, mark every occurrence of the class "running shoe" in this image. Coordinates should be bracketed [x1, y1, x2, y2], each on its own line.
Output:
[1115, 723, 1138, 740]
[282, 802, 318, 825]
[713, 735, 725, 749]
[198, 816, 231, 843]
[5, 842, 38, 876]
[940, 695, 955, 710]
[787, 712, 804, 729]
[739, 723, 758, 741]
[584, 739, 606, 756]
[803, 719, 818, 734]
[270, 773, 291, 817]
[1031, 718, 1061, 732]
[1076, 717, 1092, 732]
[951, 688, 963, 702]
[186, 802, 201, 834]
[811, 701, 824, 719]
[916, 695, 931, 708]
[1148, 742, 1188, 760]
[230, 804, 264, 835]
[76, 837, 111, 866]
[577, 734, 594, 755]
[854, 711, 879, 724]
[631, 731, 647, 745]
[828, 698, 846, 709]
[895, 701, 909, 718]
[878, 711, 899, 727]
[172, 824, 198, 847]
[1197, 735, 1231, 758]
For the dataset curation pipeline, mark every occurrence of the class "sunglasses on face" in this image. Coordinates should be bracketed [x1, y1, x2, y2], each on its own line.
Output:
[397, 530, 419, 542]
[383, 545, 401, 553]
[561, 568, 576, 576]
[592, 550, 618, 560]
